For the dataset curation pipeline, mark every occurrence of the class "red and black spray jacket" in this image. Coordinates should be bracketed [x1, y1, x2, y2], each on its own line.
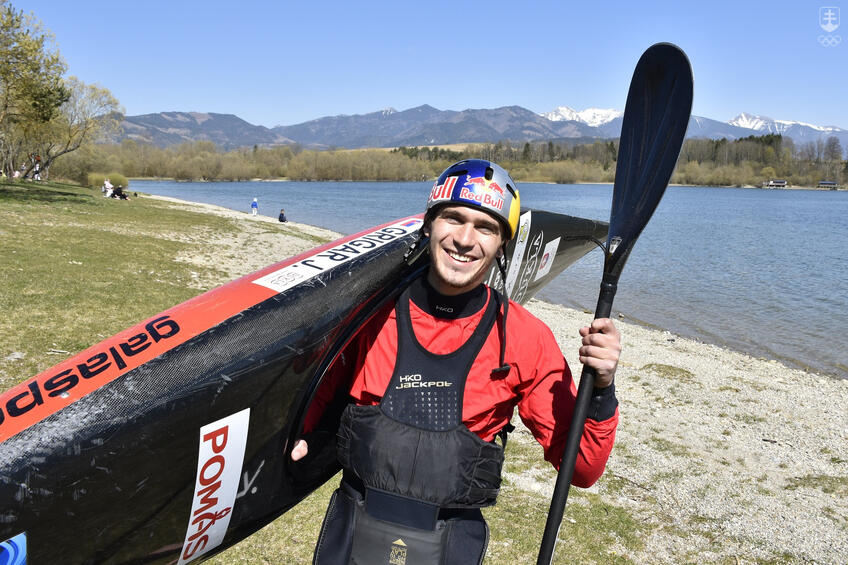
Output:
[307, 276, 619, 488]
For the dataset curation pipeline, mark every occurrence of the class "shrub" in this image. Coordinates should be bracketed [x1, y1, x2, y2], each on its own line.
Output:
[87, 172, 129, 189]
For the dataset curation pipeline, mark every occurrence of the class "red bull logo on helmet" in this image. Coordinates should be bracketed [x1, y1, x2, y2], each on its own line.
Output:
[459, 175, 505, 211]
[466, 176, 505, 197]
[429, 176, 457, 202]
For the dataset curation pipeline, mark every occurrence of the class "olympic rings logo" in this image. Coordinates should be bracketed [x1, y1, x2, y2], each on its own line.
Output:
[818, 35, 842, 47]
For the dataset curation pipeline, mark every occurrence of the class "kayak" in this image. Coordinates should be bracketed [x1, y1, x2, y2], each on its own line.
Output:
[0, 209, 607, 564]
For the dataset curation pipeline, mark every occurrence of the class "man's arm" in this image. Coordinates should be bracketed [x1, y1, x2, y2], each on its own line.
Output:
[517, 318, 621, 487]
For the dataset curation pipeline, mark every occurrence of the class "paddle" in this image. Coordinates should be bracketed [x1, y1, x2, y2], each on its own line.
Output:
[536, 43, 693, 564]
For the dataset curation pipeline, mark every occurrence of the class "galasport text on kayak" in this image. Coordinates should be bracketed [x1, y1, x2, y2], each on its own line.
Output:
[0, 316, 181, 427]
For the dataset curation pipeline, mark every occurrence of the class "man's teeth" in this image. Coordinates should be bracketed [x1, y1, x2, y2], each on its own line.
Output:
[448, 251, 472, 263]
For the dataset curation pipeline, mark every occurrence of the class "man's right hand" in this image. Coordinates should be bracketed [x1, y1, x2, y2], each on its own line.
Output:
[291, 439, 309, 461]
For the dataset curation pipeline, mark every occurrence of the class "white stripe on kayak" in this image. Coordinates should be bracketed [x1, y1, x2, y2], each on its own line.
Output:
[252, 219, 423, 294]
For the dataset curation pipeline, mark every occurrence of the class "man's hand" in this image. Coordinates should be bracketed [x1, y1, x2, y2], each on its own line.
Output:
[578, 318, 621, 388]
[291, 439, 309, 461]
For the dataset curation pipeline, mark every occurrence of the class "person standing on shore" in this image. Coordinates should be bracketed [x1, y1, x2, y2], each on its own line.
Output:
[278, 208, 287, 222]
[291, 159, 621, 564]
[251, 197, 259, 216]
[33, 157, 42, 181]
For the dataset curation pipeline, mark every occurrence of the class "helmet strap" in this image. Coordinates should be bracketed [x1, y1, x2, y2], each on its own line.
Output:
[491, 248, 511, 378]
[404, 228, 430, 266]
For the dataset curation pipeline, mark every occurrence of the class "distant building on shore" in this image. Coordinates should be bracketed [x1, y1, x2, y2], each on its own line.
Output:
[762, 179, 787, 188]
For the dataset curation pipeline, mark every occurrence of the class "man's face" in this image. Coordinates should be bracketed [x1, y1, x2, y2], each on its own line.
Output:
[425, 205, 504, 296]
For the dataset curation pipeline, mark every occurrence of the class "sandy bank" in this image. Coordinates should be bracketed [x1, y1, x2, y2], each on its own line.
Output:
[141, 194, 340, 282]
[146, 193, 848, 563]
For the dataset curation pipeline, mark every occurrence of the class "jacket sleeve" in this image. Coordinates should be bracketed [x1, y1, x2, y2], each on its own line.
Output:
[514, 323, 618, 488]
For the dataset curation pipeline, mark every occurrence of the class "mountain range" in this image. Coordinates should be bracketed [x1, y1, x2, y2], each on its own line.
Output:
[117, 106, 848, 154]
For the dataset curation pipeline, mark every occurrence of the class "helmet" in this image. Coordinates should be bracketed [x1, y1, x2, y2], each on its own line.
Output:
[426, 159, 521, 240]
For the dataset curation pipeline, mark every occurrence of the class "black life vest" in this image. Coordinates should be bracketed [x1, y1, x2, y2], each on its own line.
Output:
[336, 284, 506, 508]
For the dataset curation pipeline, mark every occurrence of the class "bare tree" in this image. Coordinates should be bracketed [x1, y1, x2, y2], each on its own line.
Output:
[823, 136, 843, 163]
[23, 76, 121, 179]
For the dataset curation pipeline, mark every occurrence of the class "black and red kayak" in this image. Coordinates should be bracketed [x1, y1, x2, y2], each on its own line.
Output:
[0, 209, 607, 564]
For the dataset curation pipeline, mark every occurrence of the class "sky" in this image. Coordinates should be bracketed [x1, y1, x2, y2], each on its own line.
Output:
[16, 0, 848, 129]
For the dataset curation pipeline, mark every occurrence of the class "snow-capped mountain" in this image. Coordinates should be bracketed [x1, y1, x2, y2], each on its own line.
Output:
[730, 112, 843, 133]
[729, 112, 779, 131]
[542, 106, 623, 127]
[729, 112, 846, 139]
[541, 107, 847, 149]
[685, 116, 757, 140]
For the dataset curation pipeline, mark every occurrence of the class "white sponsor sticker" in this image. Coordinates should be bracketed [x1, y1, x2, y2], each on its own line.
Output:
[534, 237, 561, 281]
[504, 211, 532, 295]
[178, 408, 250, 565]
[252, 219, 423, 294]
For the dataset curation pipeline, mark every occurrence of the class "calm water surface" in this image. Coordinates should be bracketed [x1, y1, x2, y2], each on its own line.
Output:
[133, 180, 848, 379]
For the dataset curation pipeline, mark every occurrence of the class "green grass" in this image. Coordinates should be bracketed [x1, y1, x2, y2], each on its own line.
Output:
[491, 435, 651, 564]
[486, 488, 648, 564]
[0, 181, 237, 387]
[784, 474, 848, 495]
[733, 414, 767, 424]
[649, 437, 692, 458]
[640, 363, 696, 383]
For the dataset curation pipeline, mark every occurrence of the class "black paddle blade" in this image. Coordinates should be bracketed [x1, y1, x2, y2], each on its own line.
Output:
[606, 43, 693, 279]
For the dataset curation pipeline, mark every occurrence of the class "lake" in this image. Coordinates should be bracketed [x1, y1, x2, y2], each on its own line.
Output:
[131, 179, 848, 379]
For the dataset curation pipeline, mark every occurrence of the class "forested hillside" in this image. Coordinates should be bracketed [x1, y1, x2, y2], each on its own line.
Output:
[51, 134, 846, 188]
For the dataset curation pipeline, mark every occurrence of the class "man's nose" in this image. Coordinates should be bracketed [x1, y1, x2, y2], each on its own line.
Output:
[453, 222, 476, 247]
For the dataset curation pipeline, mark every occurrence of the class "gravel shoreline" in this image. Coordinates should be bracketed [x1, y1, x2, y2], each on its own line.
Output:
[148, 194, 848, 563]
[527, 301, 848, 564]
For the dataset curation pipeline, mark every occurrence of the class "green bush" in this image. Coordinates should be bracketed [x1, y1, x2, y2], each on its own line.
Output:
[87, 172, 129, 189]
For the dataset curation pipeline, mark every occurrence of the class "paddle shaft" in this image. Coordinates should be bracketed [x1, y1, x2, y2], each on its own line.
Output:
[535, 274, 617, 565]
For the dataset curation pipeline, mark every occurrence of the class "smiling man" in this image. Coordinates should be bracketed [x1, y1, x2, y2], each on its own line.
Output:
[293, 159, 621, 564]
[425, 204, 503, 295]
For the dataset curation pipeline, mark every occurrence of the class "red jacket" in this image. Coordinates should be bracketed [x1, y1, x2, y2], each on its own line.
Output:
[309, 283, 618, 488]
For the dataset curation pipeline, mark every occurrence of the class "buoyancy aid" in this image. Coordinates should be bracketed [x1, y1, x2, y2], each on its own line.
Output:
[313, 285, 505, 564]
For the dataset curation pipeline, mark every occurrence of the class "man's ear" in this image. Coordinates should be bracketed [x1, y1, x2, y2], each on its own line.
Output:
[496, 245, 504, 259]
